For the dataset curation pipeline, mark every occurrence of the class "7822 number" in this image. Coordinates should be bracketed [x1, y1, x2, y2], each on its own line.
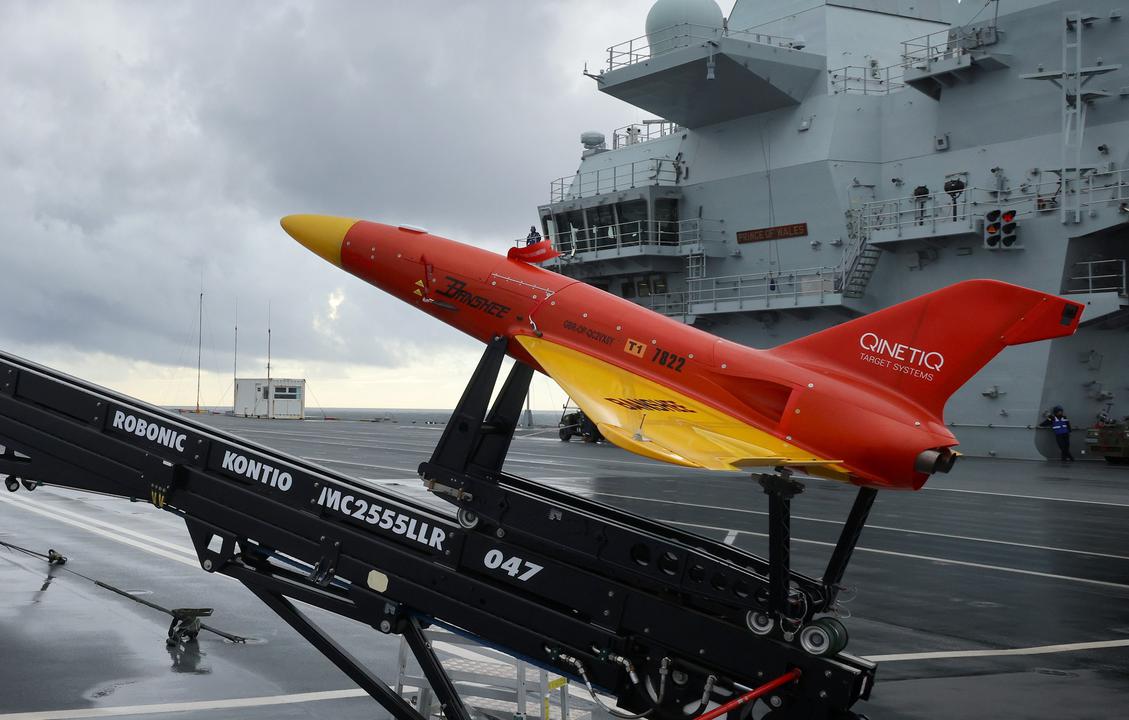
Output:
[652, 347, 685, 372]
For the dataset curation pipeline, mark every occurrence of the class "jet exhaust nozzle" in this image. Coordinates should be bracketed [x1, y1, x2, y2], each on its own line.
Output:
[915, 448, 958, 475]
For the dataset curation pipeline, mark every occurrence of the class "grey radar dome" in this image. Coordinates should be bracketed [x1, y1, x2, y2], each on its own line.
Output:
[580, 131, 606, 149]
[646, 0, 724, 56]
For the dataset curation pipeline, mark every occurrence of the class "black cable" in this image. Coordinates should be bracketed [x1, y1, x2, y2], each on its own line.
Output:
[0, 539, 249, 643]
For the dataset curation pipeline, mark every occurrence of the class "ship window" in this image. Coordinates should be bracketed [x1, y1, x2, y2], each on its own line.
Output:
[655, 199, 679, 222]
[619, 201, 647, 222]
[623, 281, 637, 299]
[652, 275, 668, 294]
[618, 201, 647, 246]
[587, 205, 617, 251]
[637, 278, 651, 297]
[655, 199, 680, 245]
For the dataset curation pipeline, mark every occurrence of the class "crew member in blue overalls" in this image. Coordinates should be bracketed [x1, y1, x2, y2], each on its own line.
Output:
[1043, 405, 1075, 462]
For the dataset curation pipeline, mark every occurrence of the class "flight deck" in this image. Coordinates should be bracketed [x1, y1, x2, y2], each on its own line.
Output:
[3, 413, 1128, 719]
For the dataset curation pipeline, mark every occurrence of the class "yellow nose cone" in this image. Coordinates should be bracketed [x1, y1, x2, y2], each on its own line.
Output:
[280, 214, 358, 267]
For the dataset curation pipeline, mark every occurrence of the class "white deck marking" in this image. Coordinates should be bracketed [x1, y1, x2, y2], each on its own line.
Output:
[658, 518, 1129, 591]
[0, 689, 367, 719]
[2, 493, 195, 556]
[922, 485, 1129, 509]
[723, 529, 739, 545]
[866, 638, 1129, 663]
[0, 495, 199, 568]
[563, 488, 1129, 561]
[238, 426, 667, 468]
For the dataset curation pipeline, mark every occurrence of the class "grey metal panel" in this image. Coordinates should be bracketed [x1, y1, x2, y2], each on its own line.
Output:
[599, 40, 824, 128]
[548, 0, 1129, 458]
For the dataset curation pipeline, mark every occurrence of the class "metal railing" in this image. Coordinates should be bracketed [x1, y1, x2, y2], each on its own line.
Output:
[860, 167, 1129, 237]
[1084, 166, 1129, 209]
[901, 24, 997, 70]
[662, 267, 841, 311]
[605, 22, 794, 72]
[838, 230, 872, 283]
[1065, 259, 1128, 296]
[523, 218, 723, 256]
[828, 65, 905, 95]
[612, 120, 682, 149]
[643, 291, 690, 317]
[862, 187, 976, 235]
[549, 158, 680, 202]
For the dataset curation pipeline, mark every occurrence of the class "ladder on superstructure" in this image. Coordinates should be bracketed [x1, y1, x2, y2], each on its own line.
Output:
[1020, 12, 1120, 224]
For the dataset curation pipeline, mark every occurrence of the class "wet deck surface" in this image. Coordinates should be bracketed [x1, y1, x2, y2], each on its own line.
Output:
[3, 415, 1129, 719]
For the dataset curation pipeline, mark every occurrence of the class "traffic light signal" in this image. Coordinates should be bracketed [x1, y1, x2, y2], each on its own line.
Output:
[984, 209, 1001, 249]
[1000, 209, 1018, 247]
[983, 209, 1019, 250]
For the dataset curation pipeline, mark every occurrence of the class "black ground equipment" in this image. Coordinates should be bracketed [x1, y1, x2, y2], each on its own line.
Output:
[0, 341, 876, 720]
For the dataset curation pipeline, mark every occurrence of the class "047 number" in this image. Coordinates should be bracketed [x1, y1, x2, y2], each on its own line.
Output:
[483, 549, 543, 581]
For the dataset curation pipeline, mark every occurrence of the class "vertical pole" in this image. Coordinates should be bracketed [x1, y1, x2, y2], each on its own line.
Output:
[233, 299, 238, 414]
[767, 489, 790, 616]
[759, 473, 802, 618]
[267, 301, 272, 420]
[196, 290, 203, 414]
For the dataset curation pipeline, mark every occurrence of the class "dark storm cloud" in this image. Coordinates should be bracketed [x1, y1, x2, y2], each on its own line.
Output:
[0, 0, 657, 385]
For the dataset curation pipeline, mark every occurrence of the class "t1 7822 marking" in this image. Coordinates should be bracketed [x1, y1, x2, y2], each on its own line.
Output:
[652, 346, 686, 372]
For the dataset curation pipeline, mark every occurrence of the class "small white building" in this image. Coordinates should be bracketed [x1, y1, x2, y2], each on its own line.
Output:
[234, 378, 306, 419]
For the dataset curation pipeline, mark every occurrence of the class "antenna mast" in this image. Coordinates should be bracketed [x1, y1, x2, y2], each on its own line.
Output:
[233, 299, 238, 414]
[267, 301, 273, 420]
[195, 289, 203, 414]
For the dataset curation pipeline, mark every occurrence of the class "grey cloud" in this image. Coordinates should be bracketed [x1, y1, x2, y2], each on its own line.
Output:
[0, 0, 658, 389]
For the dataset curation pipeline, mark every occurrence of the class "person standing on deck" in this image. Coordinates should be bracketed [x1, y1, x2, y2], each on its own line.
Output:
[1042, 406, 1075, 462]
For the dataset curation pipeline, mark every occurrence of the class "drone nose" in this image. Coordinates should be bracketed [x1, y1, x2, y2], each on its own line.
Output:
[280, 214, 359, 267]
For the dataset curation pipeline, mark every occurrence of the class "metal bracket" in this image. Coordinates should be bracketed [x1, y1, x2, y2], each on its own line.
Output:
[309, 535, 341, 587]
[185, 519, 239, 573]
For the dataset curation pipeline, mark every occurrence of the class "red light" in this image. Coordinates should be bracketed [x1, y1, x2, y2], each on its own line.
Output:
[1002, 210, 1016, 222]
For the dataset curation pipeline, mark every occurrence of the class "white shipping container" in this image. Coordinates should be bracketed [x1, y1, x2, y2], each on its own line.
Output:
[234, 378, 306, 419]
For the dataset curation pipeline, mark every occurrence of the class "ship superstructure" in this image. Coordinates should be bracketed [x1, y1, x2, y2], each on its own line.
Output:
[537, 0, 1129, 459]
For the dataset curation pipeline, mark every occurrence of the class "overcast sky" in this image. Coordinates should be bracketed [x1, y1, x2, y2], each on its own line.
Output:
[0, 0, 736, 410]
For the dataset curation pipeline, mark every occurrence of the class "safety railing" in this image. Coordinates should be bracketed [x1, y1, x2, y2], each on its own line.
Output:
[902, 23, 997, 68]
[643, 291, 690, 317]
[1083, 166, 1129, 209]
[684, 267, 842, 310]
[902, 27, 966, 68]
[1064, 259, 1128, 296]
[861, 187, 977, 235]
[549, 158, 680, 202]
[861, 167, 1129, 235]
[612, 120, 682, 149]
[605, 22, 794, 72]
[828, 65, 905, 95]
[837, 230, 870, 282]
[525, 218, 723, 256]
